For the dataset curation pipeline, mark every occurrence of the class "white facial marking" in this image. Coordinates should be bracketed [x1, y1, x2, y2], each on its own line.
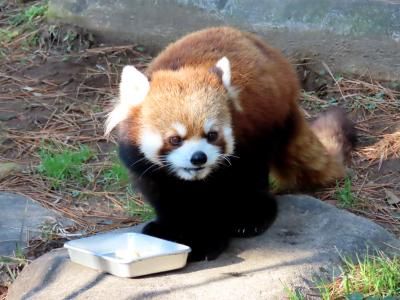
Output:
[167, 138, 220, 180]
[171, 122, 187, 137]
[223, 126, 235, 154]
[139, 128, 163, 164]
[204, 119, 216, 134]
[104, 66, 150, 135]
[215, 57, 242, 112]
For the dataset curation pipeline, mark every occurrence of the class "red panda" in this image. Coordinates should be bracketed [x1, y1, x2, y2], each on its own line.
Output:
[105, 27, 356, 261]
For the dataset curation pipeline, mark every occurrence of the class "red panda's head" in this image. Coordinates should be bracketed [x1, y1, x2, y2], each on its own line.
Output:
[106, 57, 238, 180]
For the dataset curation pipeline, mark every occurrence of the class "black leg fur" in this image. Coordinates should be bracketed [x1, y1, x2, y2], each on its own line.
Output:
[229, 190, 277, 238]
[143, 221, 229, 262]
[118, 121, 290, 261]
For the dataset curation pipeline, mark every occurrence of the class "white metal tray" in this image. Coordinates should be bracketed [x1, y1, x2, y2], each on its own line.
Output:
[64, 232, 191, 277]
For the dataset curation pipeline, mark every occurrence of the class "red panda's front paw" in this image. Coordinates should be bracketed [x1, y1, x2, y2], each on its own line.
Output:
[231, 213, 276, 238]
[231, 222, 268, 238]
[188, 238, 229, 262]
[230, 192, 278, 238]
[188, 249, 219, 262]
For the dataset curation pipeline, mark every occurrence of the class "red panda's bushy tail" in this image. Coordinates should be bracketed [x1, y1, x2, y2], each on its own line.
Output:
[310, 106, 357, 166]
[271, 106, 357, 191]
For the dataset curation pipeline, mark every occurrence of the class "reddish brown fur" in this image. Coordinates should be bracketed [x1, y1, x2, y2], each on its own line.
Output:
[124, 27, 353, 190]
[270, 108, 348, 190]
[146, 27, 298, 144]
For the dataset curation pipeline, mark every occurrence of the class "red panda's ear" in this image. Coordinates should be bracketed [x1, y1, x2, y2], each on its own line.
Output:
[215, 57, 231, 89]
[120, 65, 150, 106]
[104, 66, 150, 136]
[213, 57, 242, 111]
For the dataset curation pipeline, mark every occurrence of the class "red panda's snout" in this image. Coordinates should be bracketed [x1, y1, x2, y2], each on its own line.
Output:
[166, 128, 234, 180]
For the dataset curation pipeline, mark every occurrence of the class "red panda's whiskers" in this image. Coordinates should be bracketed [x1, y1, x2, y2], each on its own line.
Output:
[225, 154, 240, 159]
[218, 154, 233, 166]
[129, 156, 149, 168]
[152, 165, 168, 173]
[157, 156, 175, 173]
[139, 164, 160, 179]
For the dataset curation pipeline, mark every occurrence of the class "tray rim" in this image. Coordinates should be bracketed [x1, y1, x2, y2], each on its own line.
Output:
[64, 232, 191, 264]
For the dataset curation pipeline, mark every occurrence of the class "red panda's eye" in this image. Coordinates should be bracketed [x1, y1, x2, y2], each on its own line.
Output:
[169, 136, 182, 146]
[207, 131, 218, 142]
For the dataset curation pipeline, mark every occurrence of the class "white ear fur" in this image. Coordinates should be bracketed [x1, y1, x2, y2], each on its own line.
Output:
[104, 103, 128, 136]
[120, 65, 150, 106]
[104, 66, 149, 135]
[215, 57, 242, 111]
[215, 57, 231, 88]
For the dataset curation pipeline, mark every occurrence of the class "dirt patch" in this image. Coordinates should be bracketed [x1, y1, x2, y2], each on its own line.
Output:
[0, 286, 7, 300]
[1, 44, 152, 222]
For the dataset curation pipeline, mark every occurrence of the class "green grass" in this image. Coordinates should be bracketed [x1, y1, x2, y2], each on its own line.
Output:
[269, 175, 280, 192]
[102, 157, 155, 221]
[36, 144, 155, 221]
[336, 177, 355, 208]
[0, 2, 48, 55]
[37, 144, 93, 188]
[124, 199, 155, 222]
[0, 254, 28, 283]
[319, 252, 400, 299]
[0, 28, 20, 43]
[284, 252, 400, 299]
[102, 154, 155, 221]
[283, 284, 307, 300]
[9, 3, 47, 27]
[46, 24, 80, 52]
[101, 158, 129, 189]
[123, 185, 155, 221]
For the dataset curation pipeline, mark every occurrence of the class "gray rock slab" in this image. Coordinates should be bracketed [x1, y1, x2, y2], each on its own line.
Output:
[0, 192, 72, 256]
[7, 195, 400, 300]
[48, 0, 400, 81]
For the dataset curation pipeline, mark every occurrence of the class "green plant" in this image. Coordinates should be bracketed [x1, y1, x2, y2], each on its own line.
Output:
[283, 283, 307, 300]
[9, 4, 47, 26]
[0, 255, 28, 283]
[0, 29, 20, 43]
[102, 161, 129, 188]
[38, 220, 62, 242]
[336, 177, 355, 208]
[316, 252, 400, 299]
[37, 144, 93, 188]
[124, 199, 155, 222]
[269, 175, 279, 192]
[45, 24, 81, 52]
[122, 185, 155, 221]
[0, 2, 48, 50]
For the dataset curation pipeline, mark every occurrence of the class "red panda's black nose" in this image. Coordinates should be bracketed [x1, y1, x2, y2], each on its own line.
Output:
[191, 151, 208, 166]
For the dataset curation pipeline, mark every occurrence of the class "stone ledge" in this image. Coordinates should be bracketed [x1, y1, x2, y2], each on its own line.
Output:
[8, 195, 400, 300]
[48, 0, 400, 81]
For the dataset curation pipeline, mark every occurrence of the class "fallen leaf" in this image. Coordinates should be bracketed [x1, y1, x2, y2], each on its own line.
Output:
[0, 162, 23, 180]
[385, 189, 400, 205]
[22, 86, 34, 92]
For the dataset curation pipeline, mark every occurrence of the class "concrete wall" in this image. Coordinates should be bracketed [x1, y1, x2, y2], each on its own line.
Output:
[48, 0, 400, 80]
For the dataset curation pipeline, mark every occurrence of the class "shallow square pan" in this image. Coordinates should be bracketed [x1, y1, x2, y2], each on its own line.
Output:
[64, 232, 191, 277]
